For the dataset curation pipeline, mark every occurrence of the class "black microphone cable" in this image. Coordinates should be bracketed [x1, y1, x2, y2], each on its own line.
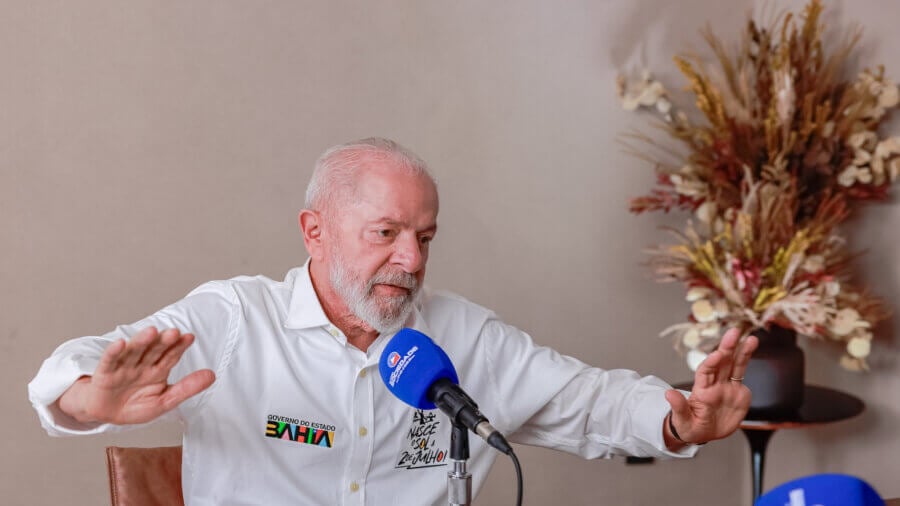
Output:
[429, 377, 522, 504]
[508, 448, 523, 506]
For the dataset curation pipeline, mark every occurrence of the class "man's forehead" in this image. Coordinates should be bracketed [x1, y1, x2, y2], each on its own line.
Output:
[355, 163, 437, 198]
[319, 153, 438, 223]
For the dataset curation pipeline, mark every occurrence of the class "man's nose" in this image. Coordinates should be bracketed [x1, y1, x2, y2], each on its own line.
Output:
[392, 233, 425, 273]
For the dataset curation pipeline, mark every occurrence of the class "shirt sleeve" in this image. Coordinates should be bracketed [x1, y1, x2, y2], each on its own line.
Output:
[479, 318, 698, 459]
[27, 281, 240, 437]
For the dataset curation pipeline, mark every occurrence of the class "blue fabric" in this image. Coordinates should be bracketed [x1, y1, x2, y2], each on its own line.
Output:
[755, 474, 884, 506]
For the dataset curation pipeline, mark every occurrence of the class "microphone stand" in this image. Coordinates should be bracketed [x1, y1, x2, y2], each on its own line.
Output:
[447, 422, 472, 506]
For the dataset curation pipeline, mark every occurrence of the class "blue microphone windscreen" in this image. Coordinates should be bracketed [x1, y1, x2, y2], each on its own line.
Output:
[755, 473, 885, 506]
[379, 328, 459, 410]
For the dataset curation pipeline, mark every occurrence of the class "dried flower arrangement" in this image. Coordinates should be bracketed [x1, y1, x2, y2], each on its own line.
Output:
[616, 0, 898, 371]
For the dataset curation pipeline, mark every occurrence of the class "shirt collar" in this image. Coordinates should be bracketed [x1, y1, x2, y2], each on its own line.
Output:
[283, 259, 331, 330]
[404, 299, 432, 338]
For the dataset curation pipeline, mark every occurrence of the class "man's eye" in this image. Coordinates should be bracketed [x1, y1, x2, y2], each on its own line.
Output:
[377, 229, 394, 238]
[419, 235, 434, 244]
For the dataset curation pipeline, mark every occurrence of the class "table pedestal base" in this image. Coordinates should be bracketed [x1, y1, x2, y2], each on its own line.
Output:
[742, 428, 774, 502]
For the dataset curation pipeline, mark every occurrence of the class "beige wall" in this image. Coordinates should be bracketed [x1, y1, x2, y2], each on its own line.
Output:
[4, 1, 899, 504]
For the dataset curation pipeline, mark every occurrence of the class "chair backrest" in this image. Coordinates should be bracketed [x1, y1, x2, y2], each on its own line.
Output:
[105, 446, 184, 506]
[755, 473, 885, 506]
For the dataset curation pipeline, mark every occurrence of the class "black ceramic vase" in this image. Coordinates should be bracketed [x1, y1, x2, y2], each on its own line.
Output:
[743, 324, 805, 417]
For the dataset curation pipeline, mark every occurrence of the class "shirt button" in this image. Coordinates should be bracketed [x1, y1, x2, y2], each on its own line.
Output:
[358, 426, 368, 437]
[349, 482, 360, 492]
[359, 368, 367, 378]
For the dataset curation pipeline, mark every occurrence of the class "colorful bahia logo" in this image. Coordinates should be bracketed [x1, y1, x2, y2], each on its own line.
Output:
[387, 351, 401, 368]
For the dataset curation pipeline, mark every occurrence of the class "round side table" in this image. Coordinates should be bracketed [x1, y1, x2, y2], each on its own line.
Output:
[674, 383, 864, 503]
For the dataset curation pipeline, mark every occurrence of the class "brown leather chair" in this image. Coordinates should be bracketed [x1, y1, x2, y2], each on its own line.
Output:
[105, 446, 184, 506]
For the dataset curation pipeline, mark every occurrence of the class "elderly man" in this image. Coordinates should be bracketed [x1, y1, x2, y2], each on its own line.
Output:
[29, 138, 757, 505]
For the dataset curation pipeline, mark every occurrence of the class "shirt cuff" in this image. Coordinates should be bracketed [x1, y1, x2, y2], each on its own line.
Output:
[28, 352, 110, 436]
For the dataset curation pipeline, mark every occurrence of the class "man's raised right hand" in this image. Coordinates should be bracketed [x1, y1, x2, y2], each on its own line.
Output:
[56, 326, 215, 425]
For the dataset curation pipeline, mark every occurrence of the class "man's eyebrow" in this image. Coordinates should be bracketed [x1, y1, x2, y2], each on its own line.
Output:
[366, 218, 403, 227]
[366, 218, 437, 233]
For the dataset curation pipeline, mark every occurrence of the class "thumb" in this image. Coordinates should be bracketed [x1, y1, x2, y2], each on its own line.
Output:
[665, 388, 691, 423]
[158, 369, 216, 413]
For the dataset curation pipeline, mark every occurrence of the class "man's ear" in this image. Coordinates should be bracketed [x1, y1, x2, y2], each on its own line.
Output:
[298, 209, 324, 260]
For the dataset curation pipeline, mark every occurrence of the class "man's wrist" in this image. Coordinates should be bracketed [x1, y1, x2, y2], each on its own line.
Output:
[665, 410, 705, 446]
[56, 376, 97, 423]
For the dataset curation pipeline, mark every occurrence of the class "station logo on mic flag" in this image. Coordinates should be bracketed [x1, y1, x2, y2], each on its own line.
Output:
[387, 351, 401, 368]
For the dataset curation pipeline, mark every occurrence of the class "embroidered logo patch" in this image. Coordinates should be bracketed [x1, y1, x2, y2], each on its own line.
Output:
[395, 409, 448, 469]
[265, 414, 336, 448]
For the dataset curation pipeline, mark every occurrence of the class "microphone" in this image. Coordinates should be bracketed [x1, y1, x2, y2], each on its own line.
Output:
[379, 328, 513, 455]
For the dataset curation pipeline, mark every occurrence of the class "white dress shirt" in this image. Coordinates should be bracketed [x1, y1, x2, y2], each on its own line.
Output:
[29, 261, 696, 505]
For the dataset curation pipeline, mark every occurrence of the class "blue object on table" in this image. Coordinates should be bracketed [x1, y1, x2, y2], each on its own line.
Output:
[754, 473, 884, 506]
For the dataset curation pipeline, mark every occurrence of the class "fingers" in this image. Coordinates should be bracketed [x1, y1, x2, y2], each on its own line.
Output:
[96, 327, 197, 378]
[695, 327, 744, 387]
[713, 327, 741, 383]
[119, 326, 160, 368]
[727, 334, 759, 384]
[155, 332, 197, 372]
[159, 369, 216, 413]
[140, 328, 182, 366]
[95, 338, 127, 375]
[694, 347, 724, 389]
[119, 327, 190, 368]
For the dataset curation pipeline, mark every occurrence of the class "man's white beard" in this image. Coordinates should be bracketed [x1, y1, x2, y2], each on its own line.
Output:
[329, 254, 420, 335]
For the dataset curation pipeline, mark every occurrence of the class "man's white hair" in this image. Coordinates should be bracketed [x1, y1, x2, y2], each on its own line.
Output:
[304, 137, 436, 217]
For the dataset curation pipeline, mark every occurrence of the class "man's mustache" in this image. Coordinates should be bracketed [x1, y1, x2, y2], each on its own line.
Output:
[368, 270, 418, 293]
